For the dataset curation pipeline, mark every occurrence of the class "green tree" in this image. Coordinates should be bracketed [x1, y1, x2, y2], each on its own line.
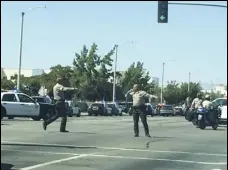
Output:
[179, 82, 202, 101]
[1, 79, 15, 90]
[121, 62, 154, 93]
[72, 43, 116, 101]
[163, 81, 181, 104]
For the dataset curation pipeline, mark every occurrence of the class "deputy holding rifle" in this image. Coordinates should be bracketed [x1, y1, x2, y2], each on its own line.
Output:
[43, 77, 77, 132]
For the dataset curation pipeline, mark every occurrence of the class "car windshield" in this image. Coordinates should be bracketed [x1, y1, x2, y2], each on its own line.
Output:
[161, 106, 173, 110]
[91, 104, 102, 107]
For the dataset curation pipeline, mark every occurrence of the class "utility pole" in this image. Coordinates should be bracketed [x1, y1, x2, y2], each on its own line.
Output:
[158, 2, 227, 24]
[161, 62, 165, 103]
[188, 72, 191, 94]
[112, 45, 118, 103]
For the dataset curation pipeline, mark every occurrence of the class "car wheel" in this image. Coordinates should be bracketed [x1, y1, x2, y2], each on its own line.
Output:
[76, 111, 81, 117]
[31, 116, 41, 121]
[8, 116, 14, 120]
[88, 113, 92, 116]
[119, 112, 122, 116]
[95, 114, 98, 116]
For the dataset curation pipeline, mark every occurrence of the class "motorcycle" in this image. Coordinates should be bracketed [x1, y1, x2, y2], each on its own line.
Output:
[196, 106, 221, 130]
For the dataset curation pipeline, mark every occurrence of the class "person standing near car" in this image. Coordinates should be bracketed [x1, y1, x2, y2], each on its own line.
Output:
[125, 84, 157, 137]
[43, 77, 77, 132]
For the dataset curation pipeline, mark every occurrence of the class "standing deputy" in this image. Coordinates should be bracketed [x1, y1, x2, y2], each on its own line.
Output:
[125, 84, 157, 137]
[43, 77, 77, 132]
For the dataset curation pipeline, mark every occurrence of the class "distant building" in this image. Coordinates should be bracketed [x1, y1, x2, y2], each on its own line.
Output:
[215, 84, 227, 95]
[1, 68, 51, 80]
[201, 84, 227, 95]
[1, 68, 7, 79]
[32, 69, 45, 76]
[152, 77, 159, 86]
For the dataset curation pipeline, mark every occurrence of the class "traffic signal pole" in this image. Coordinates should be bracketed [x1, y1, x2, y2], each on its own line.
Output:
[168, 2, 227, 8]
[158, 1, 227, 24]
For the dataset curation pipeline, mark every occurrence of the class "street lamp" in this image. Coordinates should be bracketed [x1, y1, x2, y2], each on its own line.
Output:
[188, 72, 191, 93]
[188, 69, 200, 95]
[112, 41, 133, 103]
[160, 60, 176, 103]
[16, 6, 46, 91]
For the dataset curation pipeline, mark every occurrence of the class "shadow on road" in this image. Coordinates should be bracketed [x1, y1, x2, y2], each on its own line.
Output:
[1, 163, 14, 170]
[204, 128, 227, 131]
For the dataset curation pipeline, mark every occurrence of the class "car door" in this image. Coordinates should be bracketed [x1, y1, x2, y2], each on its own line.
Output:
[1, 93, 22, 116]
[213, 98, 227, 119]
[221, 99, 227, 119]
[17, 94, 40, 116]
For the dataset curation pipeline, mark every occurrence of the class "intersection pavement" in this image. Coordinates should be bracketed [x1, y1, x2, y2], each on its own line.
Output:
[1, 115, 227, 170]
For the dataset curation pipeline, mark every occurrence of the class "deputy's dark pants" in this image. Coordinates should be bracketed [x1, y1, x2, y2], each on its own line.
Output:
[45, 100, 67, 131]
[132, 105, 149, 135]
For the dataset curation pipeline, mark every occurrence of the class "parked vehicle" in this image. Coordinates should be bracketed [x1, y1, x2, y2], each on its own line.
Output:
[160, 105, 176, 116]
[151, 104, 157, 115]
[31, 96, 52, 104]
[119, 102, 133, 113]
[1, 92, 51, 121]
[174, 106, 184, 116]
[31, 96, 55, 119]
[212, 98, 227, 124]
[107, 103, 119, 116]
[65, 100, 81, 117]
[145, 103, 154, 116]
[64, 101, 74, 117]
[88, 103, 110, 116]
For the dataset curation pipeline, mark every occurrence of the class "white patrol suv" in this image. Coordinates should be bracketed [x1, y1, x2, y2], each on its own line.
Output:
[1, 91, 51, 121]
[212, 98, 227, 124]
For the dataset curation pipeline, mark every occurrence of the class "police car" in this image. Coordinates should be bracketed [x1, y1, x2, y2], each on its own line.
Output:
[1, 91, 51, 121]
[212, 97, 227, 124]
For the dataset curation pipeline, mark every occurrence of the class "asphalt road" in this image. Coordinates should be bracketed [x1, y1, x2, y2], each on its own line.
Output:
[1, 115, 227, 170]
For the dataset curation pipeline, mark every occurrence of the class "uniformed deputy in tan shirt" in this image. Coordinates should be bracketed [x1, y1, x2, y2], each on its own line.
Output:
[125, 84, 157, 138]
[43, 77, 77, 133]
[126, 89, 157, 107]
[53, 82, 75, 101]
[191, 92, 203, 109]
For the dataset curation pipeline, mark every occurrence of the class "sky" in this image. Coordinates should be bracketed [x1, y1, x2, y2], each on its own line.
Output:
[1, 1, 227, 86]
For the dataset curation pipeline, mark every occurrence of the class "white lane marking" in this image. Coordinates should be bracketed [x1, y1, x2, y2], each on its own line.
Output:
[1, 141, 227, 157]
[212, 169, 222, 170]
[88, 154, 227, 165]
[20, 154, 88, 170]
[1, 149, 77, 155]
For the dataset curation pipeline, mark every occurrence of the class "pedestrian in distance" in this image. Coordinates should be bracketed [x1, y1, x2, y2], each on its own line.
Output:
[43, 77, 77, 132]
[125, 84, 157, 137]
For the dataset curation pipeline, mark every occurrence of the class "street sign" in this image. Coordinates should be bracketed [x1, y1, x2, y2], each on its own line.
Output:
[158, 1, 168, 23]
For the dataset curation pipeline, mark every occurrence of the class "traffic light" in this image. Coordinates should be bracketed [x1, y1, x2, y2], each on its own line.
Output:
[158, 1, 168, 23]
